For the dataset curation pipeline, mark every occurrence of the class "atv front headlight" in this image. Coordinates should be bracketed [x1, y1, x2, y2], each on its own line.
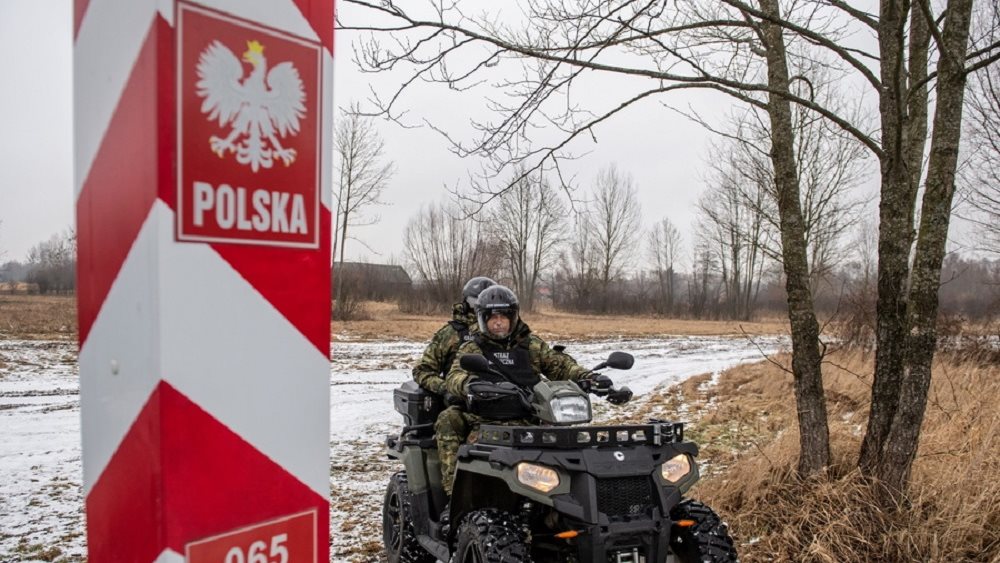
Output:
[550, 395, 591, 423]
[661, 454, 692, 483]
[516, 462, 560, 493]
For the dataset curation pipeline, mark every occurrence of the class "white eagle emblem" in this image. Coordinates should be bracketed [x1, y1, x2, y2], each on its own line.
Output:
[196, 39, 306, 172]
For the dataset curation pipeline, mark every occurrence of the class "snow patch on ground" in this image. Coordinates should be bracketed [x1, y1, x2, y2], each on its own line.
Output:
[0, 335, 785, 562]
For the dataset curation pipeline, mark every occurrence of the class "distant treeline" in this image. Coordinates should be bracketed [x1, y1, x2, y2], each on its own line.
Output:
[1, 229, 76, 295]
[335, 254, 998, 323]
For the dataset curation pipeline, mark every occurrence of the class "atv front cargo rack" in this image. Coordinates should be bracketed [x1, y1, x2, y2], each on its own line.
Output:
[476, 421, 684, 449]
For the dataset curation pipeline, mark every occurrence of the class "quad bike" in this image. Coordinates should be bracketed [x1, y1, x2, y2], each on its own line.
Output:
[383, 350, 738, 563]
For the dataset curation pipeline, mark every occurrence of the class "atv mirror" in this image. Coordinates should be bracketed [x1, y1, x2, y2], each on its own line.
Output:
[606, 352, 634, 370]
[460, 354, 491, 373]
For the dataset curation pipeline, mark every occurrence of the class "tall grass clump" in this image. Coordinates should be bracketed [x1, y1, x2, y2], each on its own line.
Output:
[669, 347, 1000, 562]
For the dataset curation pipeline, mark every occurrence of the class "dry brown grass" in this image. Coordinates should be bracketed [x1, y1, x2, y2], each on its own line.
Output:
[335, 301, 789, 340]
[4, 296, 996, 560]
[0, 295, 77, 340]
[0, 296, 789, 341]
[652, 348, 1000, 562]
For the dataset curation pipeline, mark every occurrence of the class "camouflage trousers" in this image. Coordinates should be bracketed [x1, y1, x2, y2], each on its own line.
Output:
[434, 406, 530, 495]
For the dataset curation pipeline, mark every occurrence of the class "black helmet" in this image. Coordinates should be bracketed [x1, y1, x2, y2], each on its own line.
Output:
[475, 285, 519, 339]
[462, 276, 497, 308]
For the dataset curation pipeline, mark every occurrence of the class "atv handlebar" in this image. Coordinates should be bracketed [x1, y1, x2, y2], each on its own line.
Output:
[591, 384, 633, 405]
[586, 351, 634, 405]
[459, 350, 636, 406]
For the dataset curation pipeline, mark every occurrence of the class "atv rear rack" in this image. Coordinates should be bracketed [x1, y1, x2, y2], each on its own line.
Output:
[476, 421, 684, 449]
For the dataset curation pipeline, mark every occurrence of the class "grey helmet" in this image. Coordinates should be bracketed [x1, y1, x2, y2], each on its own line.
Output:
[475, 285, 519, 339]
[462, 276, 497, 309]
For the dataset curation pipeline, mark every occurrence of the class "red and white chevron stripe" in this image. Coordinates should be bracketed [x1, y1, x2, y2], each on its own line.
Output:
[75, 1, 334, 561]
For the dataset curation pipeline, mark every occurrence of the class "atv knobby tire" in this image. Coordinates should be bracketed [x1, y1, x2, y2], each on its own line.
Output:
[453, 509, 533, 563]
[383, 471, 435, 563]
[669, 500, 738, 563]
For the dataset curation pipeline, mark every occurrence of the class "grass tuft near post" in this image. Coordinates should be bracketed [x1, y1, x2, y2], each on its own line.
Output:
[666, 349, 1000, 562]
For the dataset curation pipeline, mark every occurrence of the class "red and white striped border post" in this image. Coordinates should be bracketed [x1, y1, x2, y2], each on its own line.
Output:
[75, 1, 334, 561]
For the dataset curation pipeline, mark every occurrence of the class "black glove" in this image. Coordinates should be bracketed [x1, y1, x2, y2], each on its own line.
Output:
[462, 376, 479, 396]
[579, 372, 613, 393]
[607, 386, 633, 405]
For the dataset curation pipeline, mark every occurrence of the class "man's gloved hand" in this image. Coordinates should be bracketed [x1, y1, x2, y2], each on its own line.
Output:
[607, 386, 633, 405]
[462, 376, 480, 396]
[579, 372, 613, 394]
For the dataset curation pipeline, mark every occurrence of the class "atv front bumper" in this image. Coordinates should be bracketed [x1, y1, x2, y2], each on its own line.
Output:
[560, 518, 674, 563]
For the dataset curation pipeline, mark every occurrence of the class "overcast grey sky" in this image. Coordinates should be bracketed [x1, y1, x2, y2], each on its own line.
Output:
[0, 1, 74, 262]
[0, 0, 736, 266]
[0, 1, 898, 267]
[331, 1, 739, 266]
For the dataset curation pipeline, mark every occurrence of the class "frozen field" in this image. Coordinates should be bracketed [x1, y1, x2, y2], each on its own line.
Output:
[0, 334, 785, 562]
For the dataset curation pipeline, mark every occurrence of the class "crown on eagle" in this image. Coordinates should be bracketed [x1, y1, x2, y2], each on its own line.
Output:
[246, 40, 264, 55]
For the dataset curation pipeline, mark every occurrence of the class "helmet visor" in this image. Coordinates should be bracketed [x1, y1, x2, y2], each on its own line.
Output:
[479, 307, 517, 338]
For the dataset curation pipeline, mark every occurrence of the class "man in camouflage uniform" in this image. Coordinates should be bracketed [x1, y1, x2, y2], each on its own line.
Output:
[435, 285, 618, 495]
[411, 276, 496, 395]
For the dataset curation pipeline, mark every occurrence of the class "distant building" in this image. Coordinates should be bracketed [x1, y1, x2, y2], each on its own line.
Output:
[332, 262, 412, 300]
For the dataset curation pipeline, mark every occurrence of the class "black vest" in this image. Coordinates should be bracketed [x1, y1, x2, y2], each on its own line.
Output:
[475, 335, 540, 388]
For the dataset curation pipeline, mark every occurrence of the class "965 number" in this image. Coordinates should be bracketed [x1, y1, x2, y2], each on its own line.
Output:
[185, 509, 315, 563]
[224, 533, 288, 563]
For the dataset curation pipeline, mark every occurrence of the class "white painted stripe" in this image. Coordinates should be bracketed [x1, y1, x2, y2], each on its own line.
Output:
[320, 50, 333, 211]
[79, 202, 163, 494]
[81, 201, 331, 498]
[159, 215, 330, 498]
[158, 0, 175, 26]
[74, 0, 157, 199]
[154, 548, 184, 563]
[191, 0, 320, 43]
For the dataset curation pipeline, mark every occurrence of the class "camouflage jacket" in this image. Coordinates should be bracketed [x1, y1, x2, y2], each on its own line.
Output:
[445, 320, 590, 397]
[412, 303, 478, 395]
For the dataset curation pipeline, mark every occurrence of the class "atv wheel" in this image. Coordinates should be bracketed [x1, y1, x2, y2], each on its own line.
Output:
[383, 472, 435, 563]
[453, 509, 533, 563]
[669, 500, 738, 563]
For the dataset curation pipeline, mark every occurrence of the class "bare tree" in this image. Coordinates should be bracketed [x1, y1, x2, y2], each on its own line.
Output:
[333, 106, 395, 317]
[648, 217, 682, 315]
[590, 165, 642, 312]
[404, 201, 503, 307]
[960, 2, 1000, 253]
[691, 54, 868, 470]
[698, 149, 771, 321]
[26, 228, 77, 294]
[836, 218, 881, 348]
[343, 0, 999, 493]
[490, 169, 567, 311]
[867, 0, 981, 493]
[557, 212, 599, 311]
[687, 233, 721, 319]
[707, 103, 870, 275]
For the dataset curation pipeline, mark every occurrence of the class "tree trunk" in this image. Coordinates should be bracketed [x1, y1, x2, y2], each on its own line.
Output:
[875, 0, 974, 493]
[334, 207, 349, 320]
[759, 0, 830, 475]
[860, 0, 920, 474]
